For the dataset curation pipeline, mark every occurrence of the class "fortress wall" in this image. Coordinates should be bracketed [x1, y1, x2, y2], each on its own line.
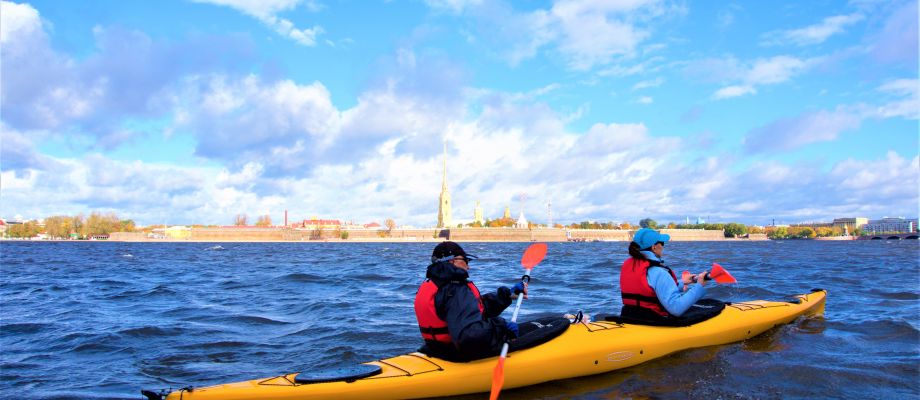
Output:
[192, 228, 286, 241]
[567, 229, 631, 241]
[660, 229, 726, 241]
[109, 232, 148, 241]
[447, 228, 568, 242]
[110, 227, 730, 242]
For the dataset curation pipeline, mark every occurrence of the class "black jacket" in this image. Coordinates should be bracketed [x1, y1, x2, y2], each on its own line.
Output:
[420, 261, 514, 361]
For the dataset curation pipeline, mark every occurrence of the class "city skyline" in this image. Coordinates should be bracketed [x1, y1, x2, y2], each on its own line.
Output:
[1, 1, 917, 227]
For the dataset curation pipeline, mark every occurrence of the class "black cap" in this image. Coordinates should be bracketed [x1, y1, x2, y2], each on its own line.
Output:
[431, 241, 477, 263]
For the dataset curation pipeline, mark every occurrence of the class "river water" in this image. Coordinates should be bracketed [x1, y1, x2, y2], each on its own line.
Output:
[1, 240, 918, 399]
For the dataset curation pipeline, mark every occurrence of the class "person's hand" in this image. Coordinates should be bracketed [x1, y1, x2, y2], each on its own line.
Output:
[505, 321, 519, 338]
[681, 272, 695, 285]
[512, 281, 529, 299]
[695, 272, 708, 286]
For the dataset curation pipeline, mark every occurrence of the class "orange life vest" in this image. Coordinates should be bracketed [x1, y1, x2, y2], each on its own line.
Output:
[414, 280, 484, 344]
[620, 258, 678, 317]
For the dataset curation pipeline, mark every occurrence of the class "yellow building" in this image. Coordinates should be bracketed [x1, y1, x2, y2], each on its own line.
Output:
[832, 217, 868, 231]
[165, 226, 192, 239]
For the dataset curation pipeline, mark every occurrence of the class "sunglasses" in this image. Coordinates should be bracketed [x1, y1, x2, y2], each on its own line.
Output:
[655, 241, 665, 247]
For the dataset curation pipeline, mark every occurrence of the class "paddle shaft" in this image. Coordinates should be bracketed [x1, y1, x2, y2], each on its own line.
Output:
[497, 268, 531, 359]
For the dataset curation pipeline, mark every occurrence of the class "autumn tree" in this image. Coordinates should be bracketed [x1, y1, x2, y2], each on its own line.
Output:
[385, 218, 397, 235]
[7, 221, 35, 238]
[639, 218, 658, 229]
[723, 223, 748, 238]
[234, 214, 248, 226]
[255, 215, 272, 227]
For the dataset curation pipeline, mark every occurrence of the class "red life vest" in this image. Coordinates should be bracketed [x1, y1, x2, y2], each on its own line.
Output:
[414, 280, 484, 344]
[620, 258, 678, 317]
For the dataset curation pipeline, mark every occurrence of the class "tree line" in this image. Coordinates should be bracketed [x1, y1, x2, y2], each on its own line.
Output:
[5, 212, 136, 239]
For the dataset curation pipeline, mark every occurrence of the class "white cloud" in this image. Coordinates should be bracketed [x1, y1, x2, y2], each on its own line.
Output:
[549, 0, 666, 70]
[874, 78, 919, 119]
[746, 56, 810, 85]
[632, 77, 664, 90]
[762, 13, 864, 46]
[424, 0, 484, 13]
[707, 55, 813, 99]
[0, 0, 41, 44]
[637, 96, 653, 104]
[194, 0, 323, 46]
[712, 85, 756, 99]
[441, 0, 671, 71]
[743, 108, 862, 153]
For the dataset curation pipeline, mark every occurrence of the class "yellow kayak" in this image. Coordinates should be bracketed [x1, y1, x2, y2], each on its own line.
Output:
[153, 289, 826, 400]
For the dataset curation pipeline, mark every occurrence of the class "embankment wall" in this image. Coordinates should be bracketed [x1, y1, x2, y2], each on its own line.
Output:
[109, 227, 732, 242]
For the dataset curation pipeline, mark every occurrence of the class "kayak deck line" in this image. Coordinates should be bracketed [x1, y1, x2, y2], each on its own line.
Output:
[154, 289, 827, 400]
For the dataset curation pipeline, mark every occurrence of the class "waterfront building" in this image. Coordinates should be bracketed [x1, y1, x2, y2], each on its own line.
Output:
[165, 226, 191, 239]
[832, 217, 869, 231]
[436, 140, 452, 228]
[473, 201, 484, 226]
[515, 210, 528, 228]
[503, 206, 511, 219]
[862, 217, 917, 234]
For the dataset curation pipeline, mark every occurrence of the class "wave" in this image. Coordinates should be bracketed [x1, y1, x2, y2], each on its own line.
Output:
[1, 322, 52, 334]
[279, 273, 326, 283]
[118, 326, 184, 338]
[867, 289, 920, 301]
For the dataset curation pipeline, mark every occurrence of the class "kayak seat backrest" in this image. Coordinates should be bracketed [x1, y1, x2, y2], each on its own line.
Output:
[605, 298, 727, 327]
[294, 363, 382, 384]
[508, 316, 570, 353]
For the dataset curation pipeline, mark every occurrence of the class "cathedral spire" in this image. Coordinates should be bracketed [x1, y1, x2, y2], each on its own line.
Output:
[437, 137, 453, 228]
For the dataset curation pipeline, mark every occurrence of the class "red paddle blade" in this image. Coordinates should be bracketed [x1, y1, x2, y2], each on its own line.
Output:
[710, 263, 737, 284]
[521, 243, 547, 269]
[489, 357, 506, 400]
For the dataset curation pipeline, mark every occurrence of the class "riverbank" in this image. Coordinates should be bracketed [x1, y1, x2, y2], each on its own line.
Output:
[103, 228, 745, 243]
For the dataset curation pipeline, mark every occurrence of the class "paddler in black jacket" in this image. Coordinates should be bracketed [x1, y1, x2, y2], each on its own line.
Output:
[414, 241, 527, 361]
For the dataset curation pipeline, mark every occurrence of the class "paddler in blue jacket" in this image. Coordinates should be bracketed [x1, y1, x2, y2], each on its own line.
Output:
[620, 228, 708, 320]
[414, 241, 527, 361]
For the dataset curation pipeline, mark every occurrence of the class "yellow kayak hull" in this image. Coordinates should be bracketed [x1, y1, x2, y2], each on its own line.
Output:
[165, 290, 826, 400]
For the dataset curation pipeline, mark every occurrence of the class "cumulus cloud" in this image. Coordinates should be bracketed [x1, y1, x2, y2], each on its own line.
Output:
[0, 4, 254, 145]
[761, 13, 864, 46]
[742, 108, 862, 153]
[194, 0, 323, 45]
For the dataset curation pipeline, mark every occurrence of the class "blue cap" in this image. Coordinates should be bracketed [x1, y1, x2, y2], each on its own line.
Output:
[632, 228, 670, 250]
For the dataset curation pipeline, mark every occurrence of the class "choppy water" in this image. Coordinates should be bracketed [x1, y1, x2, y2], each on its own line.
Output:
[1, 240, 918, 399]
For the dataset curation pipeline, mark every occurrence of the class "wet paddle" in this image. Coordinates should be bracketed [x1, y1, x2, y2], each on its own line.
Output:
[682, 262, 737, 284]
[489, 243, 547, 400]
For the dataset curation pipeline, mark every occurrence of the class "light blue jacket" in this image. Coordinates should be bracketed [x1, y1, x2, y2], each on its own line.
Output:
[640, 251, 707, 317]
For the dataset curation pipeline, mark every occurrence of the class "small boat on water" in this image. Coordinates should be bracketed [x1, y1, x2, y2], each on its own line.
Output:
[144, 289, 827, 400]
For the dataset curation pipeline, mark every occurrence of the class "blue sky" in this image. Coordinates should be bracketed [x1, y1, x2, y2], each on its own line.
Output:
[1, 0, 917, 227]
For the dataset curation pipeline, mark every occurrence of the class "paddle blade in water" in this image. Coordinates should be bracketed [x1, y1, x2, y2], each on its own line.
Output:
[489, 357, 506, 400]
[710, 263, 737, 284]
[521, 243, 547, 269]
